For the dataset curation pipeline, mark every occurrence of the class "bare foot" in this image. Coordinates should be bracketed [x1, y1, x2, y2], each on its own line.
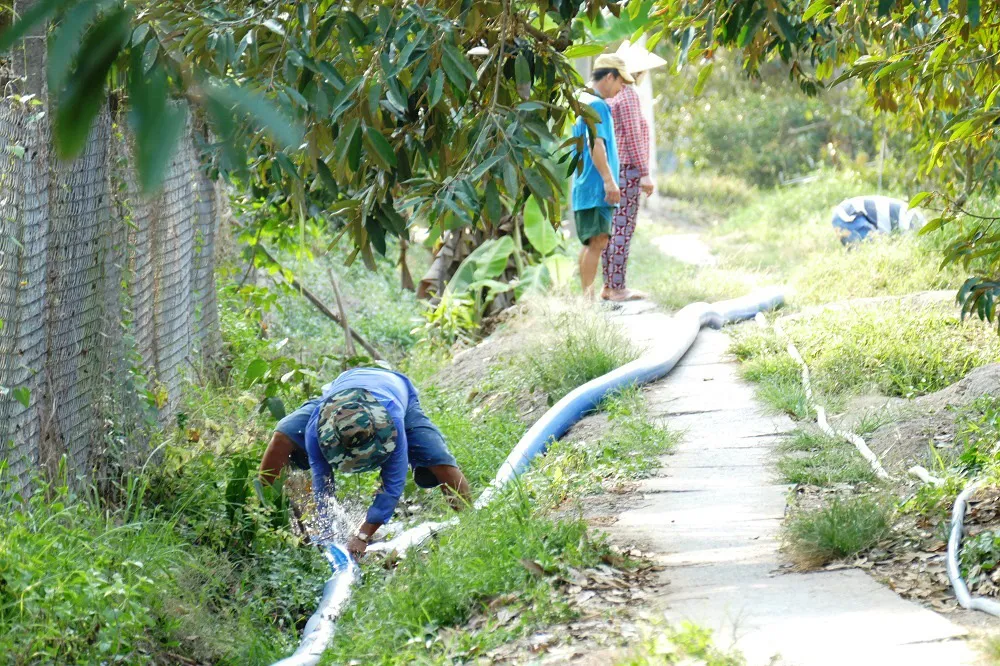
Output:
[600, 287, 613, 300]
[606, 289, 647, 302]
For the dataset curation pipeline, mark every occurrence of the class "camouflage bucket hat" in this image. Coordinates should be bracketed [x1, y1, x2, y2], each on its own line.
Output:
[317, 389, 397, 473]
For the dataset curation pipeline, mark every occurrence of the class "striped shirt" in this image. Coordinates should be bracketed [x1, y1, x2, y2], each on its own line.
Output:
[831, 196, 920, 233]
[608, 85, 650, 177]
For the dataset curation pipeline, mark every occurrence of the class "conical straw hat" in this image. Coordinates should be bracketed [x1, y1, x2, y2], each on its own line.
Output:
[615, 40, 667, 74]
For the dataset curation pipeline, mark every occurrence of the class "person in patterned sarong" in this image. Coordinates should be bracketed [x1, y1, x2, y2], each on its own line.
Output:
[601, 69, 655, 302]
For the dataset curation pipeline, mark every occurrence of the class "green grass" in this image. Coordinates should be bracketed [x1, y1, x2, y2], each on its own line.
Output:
[321, 494, 601, 665]
[786, 496, 892, 567]
[617, 622, 745, 666]
[776, 430, 877, 486]
[525, 311, 640, 402]
[656, 172, 757, 215]
[626, 224, 757, 311]
[730, 301, 1000, 417]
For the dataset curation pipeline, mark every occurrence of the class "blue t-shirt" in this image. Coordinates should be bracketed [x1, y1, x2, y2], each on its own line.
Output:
[304, 368, 417, 525]
[571, 91, 619, 212]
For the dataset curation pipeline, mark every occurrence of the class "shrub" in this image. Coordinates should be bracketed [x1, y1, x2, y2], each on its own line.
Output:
[786, 496, 892, 567]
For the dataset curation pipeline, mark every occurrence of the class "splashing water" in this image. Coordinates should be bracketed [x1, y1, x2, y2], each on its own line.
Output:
[304, 488, 365, 547]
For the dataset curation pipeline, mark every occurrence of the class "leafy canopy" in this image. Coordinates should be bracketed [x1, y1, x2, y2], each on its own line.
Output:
[1, 0, 621, 266]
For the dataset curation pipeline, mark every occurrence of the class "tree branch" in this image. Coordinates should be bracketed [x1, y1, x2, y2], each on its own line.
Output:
[257, 245, 384, 360]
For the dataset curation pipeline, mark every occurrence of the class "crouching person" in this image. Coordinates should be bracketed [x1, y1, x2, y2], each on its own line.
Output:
[831, 195, 926, 245]
[259, 366, 471, 559]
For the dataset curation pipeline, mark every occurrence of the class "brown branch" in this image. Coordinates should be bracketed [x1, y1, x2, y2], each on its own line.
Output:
[257, 246, 384, 360]
[326, 268, 357, 359]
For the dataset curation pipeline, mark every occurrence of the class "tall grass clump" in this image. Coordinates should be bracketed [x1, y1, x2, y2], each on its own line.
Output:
[0, 463, 329, 665]
[777, 430, 877, 486]
[786, 496, 892, 567]
[655, 172, 757, 214]
[527, 312, 640, 403]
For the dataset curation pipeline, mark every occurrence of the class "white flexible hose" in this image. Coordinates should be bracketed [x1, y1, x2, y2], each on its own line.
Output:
[755, 313, 891, 481]
[947, 482, 1000, 616]
[755, 314, 1000, 617]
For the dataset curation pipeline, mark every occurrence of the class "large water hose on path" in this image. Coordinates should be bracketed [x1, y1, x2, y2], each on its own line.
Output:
[272, 288, 784, 666]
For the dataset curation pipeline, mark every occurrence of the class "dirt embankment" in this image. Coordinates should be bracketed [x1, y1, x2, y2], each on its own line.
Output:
[865, 363, 1000, 472]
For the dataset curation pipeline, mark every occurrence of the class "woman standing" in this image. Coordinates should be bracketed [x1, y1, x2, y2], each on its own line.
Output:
[601, 68, 655, 302]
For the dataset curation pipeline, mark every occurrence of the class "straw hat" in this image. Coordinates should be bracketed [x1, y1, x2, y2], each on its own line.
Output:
[593, 54, 635, 84]
[615, 40, 668, 75]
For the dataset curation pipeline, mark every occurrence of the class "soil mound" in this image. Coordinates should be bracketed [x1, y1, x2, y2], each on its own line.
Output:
[867, 363, 1000, 470]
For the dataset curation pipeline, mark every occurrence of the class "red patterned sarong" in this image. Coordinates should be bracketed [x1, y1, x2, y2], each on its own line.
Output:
[602, 165, 641, 290]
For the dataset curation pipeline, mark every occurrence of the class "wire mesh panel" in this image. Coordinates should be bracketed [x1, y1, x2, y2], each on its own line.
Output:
[0, 99, 48, 494]
[44, 112, 114, 479]
[151, 131, 197, 422]
[191, 153, 221, 361]
[0, 97, 222, 493]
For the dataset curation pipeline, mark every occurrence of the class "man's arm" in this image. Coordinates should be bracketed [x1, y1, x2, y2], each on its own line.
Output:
[259, 431, 297, 484]
[592, 138, 621, 206]
[346, 420, 409, 559]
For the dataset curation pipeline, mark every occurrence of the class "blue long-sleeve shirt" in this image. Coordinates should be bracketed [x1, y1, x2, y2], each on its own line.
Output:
[304, 368, 418, 525]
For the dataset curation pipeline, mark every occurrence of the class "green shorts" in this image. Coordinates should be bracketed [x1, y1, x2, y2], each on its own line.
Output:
[575, 207, 613, 245]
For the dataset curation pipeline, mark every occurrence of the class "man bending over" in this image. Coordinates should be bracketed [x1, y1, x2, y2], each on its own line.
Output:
[259, 366, 471, 559]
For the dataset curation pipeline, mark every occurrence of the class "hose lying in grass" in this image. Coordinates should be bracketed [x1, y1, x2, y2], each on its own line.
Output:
[272, 288, 785, 666]
[755, 313, 891, 481]
[947, 482, 1000, 617]
[754, 314, 1000, 618]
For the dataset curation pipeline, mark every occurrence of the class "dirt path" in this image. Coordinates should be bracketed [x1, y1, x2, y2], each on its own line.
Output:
[593, 303, 980, 665]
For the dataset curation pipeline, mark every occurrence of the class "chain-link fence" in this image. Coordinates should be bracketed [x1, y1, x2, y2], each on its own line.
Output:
[0, 97, 221, 495]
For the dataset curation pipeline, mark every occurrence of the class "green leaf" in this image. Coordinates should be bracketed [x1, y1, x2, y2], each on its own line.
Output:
[514, 264, 550, 299]
[440, 48, 466, 90]
[442, 44, 478, 82]
[563, 44, 605, 59]
[447, 236, 515, 294]
[55, 7, 130, 159]
[515, 53, 531, 90]
[918, 216, 946, 236]
[264, 396, 286, 420]
[428, 70, 444, 107]
[877, 0, 894, 16]
[348, 124, 363, 171]
[802, 0, 831, 21]
[737, 9, 767, 48]
[968, 0, 980, 28]
[693, 62, 714, 97]
[523, 196, 559, 255]
[129, 55, 185, 192]
[246, 358, 269, 381]
[0, 0, 72, 53]
[316, 158, 338, 194]
[12, 386, 30, 408]
[523, 167, 554, 201]
[908, 191, 932, 209]
[363, 127, 398, 169]
[205, 80, 304, 148]
[142, 37, 158, 73]
[47, 0, 106, 93]
[471, 154, 505, 180]
[484, 179, 503, 225]
[330, 75, 364, 120]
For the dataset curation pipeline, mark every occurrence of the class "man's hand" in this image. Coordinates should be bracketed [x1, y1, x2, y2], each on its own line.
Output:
[640, 176, 655, 197]
[347, 535, 368, 559]
[604, 178, 622, 206]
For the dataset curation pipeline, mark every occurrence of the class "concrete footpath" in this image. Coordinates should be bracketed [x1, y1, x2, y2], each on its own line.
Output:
[606, 304, 978, 666]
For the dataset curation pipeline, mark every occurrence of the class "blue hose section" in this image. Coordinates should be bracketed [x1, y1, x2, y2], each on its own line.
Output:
[271, 288, 784, 666]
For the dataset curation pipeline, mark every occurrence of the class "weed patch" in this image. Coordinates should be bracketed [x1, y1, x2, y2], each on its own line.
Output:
[777, 430, 876, 486]
[322, 494, 603, 664]
[526, 312, 640, 403]
[618, 622, 745, 666]
[786, 496, 892, 567]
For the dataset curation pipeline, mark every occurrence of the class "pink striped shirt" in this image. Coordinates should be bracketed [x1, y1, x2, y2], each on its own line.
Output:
[608, 85, 650, 177]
